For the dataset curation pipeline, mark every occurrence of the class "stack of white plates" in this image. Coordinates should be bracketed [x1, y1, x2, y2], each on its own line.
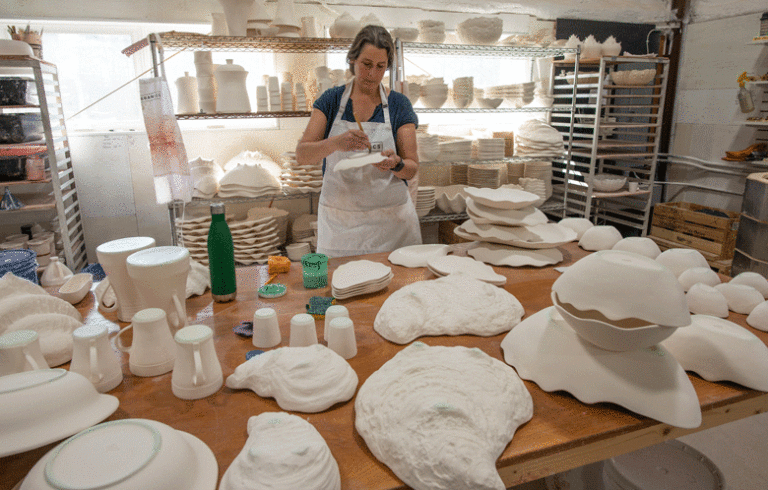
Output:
[256, 85, 268, 112]
[415, 186, 436, 217]
[485, 82, 535, 105]
[417, 134, 439, 162]
[291, 213, 317, 249]
[468, 165, 503, 189]
[451, 163, 469, 185]
[331, 260, 393, 300]
[524, 161, 553, 199]
[476, 138, 505, 161]
[452, 77, 474, 108]
[517, 178, 547, 207]
[268, 76, 280, 112]
[295, 82, 307, 111]
[426, 254, 506, 285]
[279, 152, 323, 193]
[281, 82, 293, 111]
[438, 139, 472, 162]
[177, 215, 281, 266]
[515, 119, 565, 158]
[218, 161, 282, 198]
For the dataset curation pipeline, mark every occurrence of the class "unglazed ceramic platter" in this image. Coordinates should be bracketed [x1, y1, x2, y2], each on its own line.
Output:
[456, 221, 577, 249]
[661, 315, 768, 391]
[334, 152, 385, 172]
[500, 308, 702, 429]
[463, 186, 540, 210]
[388, 244, 450, 268]
[468, 242, 563, 267]
[465, 197, 548, 226]
[332, 260, 392, 290]
[426, 255, 506, 286]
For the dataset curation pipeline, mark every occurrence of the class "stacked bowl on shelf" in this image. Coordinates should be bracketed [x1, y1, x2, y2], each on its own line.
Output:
[280, 82, 293, 111]
[194, 51, 215, 114]
[420, 78, 449, 109]
[514, 119, 565, 158]
[456, 17, 503, 45]
[485, 82, 535, 107]
[451, 77, 474, 108]
[415, 186, 436, 217]
[417, 20, 446, 44]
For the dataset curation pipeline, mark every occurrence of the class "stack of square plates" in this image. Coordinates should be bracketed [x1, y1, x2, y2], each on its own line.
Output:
[295, 82, 307, 111]
[331, 260, 393, 300]
[468, 165, 503, 189]
[256, 85, 268, 112]
[507, 161, 525, 185]
[524, 161, 553, 199]
[268, 76, 280, 112]
[450, 163, 469, 185]
[438, 139, 472, 162]
[415, 186, 436, 217]
[281, 82, 294, 111]
[477, 138, 505, 161]
[485, 82, 535, 105]
[279, 152, 323, 194]
[177, 215, 281, 266]
[0, 249, 38, 284]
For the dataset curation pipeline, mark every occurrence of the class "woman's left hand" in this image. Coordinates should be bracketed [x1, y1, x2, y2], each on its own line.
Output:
[374, 149, 400, 171]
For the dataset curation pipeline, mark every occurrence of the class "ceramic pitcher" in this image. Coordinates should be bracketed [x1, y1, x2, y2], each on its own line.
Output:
[95, 236, 157, 322]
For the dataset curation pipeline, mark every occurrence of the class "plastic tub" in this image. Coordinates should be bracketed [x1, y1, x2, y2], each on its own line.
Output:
[0, 156, 26, 181]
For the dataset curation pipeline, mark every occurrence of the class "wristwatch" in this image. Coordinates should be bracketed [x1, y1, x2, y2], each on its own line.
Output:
[392, 156, 405, 173]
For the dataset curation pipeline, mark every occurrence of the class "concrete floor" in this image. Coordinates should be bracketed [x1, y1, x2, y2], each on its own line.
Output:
[508, 411, 768, 490]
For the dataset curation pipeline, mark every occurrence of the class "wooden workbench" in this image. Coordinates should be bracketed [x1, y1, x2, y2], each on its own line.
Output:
[2, 242, 767, 489]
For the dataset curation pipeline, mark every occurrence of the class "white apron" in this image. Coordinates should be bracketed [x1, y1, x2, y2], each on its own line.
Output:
[317, 80, 422, 257]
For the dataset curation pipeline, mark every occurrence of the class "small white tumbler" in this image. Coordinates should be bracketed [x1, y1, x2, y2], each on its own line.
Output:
[327, 317, 357, 359]
[253, 308, 281, 348]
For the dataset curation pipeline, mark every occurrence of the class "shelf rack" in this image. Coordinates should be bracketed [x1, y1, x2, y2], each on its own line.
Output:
[0, 55, 88, 270]
[549, 56, 670, 235]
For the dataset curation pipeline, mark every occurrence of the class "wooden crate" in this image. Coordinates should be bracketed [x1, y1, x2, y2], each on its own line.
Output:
[650, 202, 739, 260]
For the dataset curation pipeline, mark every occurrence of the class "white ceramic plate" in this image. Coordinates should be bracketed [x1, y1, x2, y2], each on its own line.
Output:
[463, 187, 540, 210]
[332, 260, 392, 290]
[500, 308, 702, 429]
[388, 244, 450, 268]
[457, 221, 576, 249]
[426, 255, 506, 286]
[334, 152, 386, 172]
[465, 198, 548, 226]
[468, 243, 563, 267]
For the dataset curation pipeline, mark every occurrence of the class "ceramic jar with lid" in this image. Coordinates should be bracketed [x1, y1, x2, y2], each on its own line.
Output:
[214, 60, 251, 113]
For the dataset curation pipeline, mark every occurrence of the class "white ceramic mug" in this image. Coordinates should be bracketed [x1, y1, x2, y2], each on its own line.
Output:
[115, 308, 176, 377]
[324, 305, 349, 342]
[327, 317, 357, 359]
[172, 325, 223, 400]
[70, 324, 123, 393]
[126, 246, 190, 330]
[253, 308, 281, 348]
[289, 313, 317, 347]
[0, 330, 49, 376]
[95, 236, 157, 322]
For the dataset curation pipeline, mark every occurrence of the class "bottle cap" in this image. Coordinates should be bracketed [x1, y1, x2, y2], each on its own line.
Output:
[210, 202, 226, 215]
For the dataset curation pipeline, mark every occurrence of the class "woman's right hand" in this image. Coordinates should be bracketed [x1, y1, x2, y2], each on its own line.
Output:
[334, 129, 370, 152]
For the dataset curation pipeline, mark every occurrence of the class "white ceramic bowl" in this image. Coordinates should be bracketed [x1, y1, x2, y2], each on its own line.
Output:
[656, 248, 709, 278]
[456, 17, 503, 45]
[552, 250, 691, 328]
[0, 39, 35, 57]
[558, 217, 594, 240]
[678, 267, 721, 292]
[611, 236, 662, 259]
[578, 225, 622, 251]
[58, 273, 94, 305]
[730, 272, 768, 299]
[0, 369, 118, 458]
[715, 283, 764, 314]
[686, 283, 729, 318]
[422, 94, 448, 109]
[476, 97, 503, 109]
[390, 27, 419, 42]
[553, 291, 678, 351]
[20, 418, 218, 490]
[610, 69, 656, 86]
[435, 185, 468, 213]
[590, 174, 626, 192]
[406, 82, 421, 105]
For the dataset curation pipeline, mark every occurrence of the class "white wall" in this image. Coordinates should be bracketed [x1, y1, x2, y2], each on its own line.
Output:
[667, 13, 767, 212]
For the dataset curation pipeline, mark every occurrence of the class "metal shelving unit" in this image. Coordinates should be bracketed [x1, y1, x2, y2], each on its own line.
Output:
[0, 55, 88, 270]
[549, 56, 670, 235]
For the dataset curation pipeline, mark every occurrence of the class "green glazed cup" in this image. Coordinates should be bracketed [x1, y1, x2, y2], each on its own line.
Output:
[301, 253, 329, 289]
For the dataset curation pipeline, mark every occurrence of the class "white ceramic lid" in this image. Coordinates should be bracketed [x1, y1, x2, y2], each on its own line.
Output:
[96, 237, 156, 255]
[175, 324, 213, 343]
[73, 323, 108, 340]
[254, 308, 277, 319]
[0, 329, 37, 347]
[126, 247, 190, 275]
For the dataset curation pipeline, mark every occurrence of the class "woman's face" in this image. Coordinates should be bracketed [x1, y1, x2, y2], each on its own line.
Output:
[353, 43, 389, 89]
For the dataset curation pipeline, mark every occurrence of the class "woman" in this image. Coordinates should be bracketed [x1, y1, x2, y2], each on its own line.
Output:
[296, 25, 422, 258]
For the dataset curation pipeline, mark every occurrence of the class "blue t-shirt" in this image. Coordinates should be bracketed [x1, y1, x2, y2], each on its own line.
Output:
[313, 85, 419, 145]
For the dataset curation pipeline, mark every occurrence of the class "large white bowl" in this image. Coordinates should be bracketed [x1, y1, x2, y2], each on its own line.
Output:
[610, 69, 656, 86]
[20, 418, 218, 490]
[421, 94, 448, 109]
[656, 248, 709, 278]
[590, 173, 626, 192]
[390, 27, 419, 42]
[0, 369, 119, 458]
[611, 236, 662, 259]
[553, 292, 678, 351]
[456, 17, 503, 45]
[552, 250, 691, 328]
[579, 225, 622, 251]
[0, 39, 35, 57]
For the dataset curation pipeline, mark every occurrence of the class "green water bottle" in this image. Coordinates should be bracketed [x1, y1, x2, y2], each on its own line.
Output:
[208, 202, 237, 302]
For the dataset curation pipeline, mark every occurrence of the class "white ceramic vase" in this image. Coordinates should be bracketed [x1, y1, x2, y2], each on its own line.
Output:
[175, 72, 199, 114]
[214, 60, 251, 113]
[218, 0, 255, 36]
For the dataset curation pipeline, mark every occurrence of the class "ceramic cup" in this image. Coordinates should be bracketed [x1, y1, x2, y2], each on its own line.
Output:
[0, 330, 49, 376]
[301, 16, 318, 37]
[95, 236, 157, 322]
[126, 246, 190, 330]
[301, 253, 328, 289]
[327, 317, 357, 359]
[172, 324, 223, 400]
[628, 182, 639, 192]
[115, 308, 176, 377]
[323, 304, 349, 342]
[286, 242, 311, 261]
[253, 307, 281, 348]
[289, 313, 317, 347]
[70, 324, 123, 393]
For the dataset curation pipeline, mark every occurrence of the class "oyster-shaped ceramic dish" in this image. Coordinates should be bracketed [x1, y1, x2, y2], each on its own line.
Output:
[226, 344, 357, 413]
[552, 250, 691, 328]
[678, 267, 721, 292]
[456, 221, 576, 249]
[0, 272, 48, 298]
[465, 198, 547, 227]
[557, 217, 593, 240]
[714, 283, 763, 314]
[374, 272, 524, 344]
[426, 255, 506, 286]
[388, 244, 450, 268]
[434, 185, 468, 214]
[578, 225, 622, 251]
[747, 301, 768, 331]
[220, 412, 340, 490]
[686, 283, 729, 318]
[661, 315, 768, 391]
[58, 273, 93, 305]
[730, 272, 768, 299]
[0, 293, 82, 333]
[468, 242, 563, 268]
[611, 236, 661, 259]
[355, 343, 533, 490]
[463, 186, 540, 210]
[655, 248, 709, 278]
[501, 307, 702, 429]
